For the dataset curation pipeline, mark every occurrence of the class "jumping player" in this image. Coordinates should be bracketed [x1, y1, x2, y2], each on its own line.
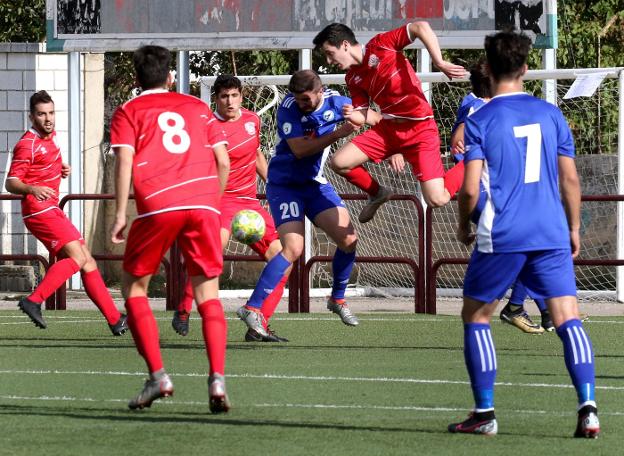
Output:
[171, 74, 288, 342]
[110, 45, 231, 412]
[6, 90, 128, 335]
[313, 22, 466, 223]
[449, 31, 599, 438]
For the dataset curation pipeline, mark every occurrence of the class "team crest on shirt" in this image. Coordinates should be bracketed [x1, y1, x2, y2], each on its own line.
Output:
[301, 116, 307, 122]
[40, 146, 47, 154]
[323, 110, 335, 122]
[244, 121, 256, 135]
[368, 54, 380, 68]
[353, 76, 362, 85]
[282, 122, 292, 134]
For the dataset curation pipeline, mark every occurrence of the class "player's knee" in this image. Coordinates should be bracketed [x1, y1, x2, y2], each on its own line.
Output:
[329, 155, 349, 175]
[70, 252, 88, 269]
[337, 233, 358, 253]
[281, 246, 303, 263]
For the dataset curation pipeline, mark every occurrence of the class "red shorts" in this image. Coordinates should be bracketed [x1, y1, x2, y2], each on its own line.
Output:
[123, 209, 223, 278]
[351, 117, 444, 181]
[23, 208, 84, 255]
[220, 196, 279, 257]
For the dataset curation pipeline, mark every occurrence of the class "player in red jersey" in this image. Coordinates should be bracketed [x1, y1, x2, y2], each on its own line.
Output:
[110, 46, 231, 413]
[313, 22, 467, 222]
[171, 74, 289, 343]
[5, 90, 128, 335]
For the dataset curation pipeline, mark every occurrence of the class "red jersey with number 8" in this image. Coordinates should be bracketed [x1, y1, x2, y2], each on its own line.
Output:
[110, 89, 227, 217]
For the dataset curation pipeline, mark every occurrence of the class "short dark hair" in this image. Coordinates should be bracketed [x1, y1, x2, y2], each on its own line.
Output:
[484, 30, 532, 82]
[213, 74, 242, 97]
[29, 90, 53, 114]
[313, 23, 358, 50]
[133, 45, 171, 90]
[288, 69, 322, 94]
[469, 57, 492, 98]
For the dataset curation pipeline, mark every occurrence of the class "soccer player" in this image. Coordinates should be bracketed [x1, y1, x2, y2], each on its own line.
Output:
[236, 69, 365, 335]
[110, 45, 231, 413]
[449, 31, 599, 438]
[6, 90, 128, 336]
[313, 22, 466, 223]
[171, 74, 289, 343]
[452, 59, 552, 334]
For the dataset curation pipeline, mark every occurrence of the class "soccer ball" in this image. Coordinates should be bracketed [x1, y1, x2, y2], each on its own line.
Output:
[231, 210, 266, 245]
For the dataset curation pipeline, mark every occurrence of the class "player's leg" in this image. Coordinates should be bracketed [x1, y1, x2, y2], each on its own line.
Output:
[499, 280, 544, 334]
[330, 126, 394, 223]
[449, 251, 524, 435]
[311, 184, 359, 326]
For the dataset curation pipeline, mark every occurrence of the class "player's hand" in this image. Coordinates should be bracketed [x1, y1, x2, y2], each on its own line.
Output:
[388, 154, 405, 173]
[336, 121, 360, 138]
[30, 185, 56, 201]
[342, 104, 365, 126]
[110, 216, 127, 244]
[436, 60, 467, 80]
[456, 223, 475, 246]
[451, 140, 465, 155]
[570, 229, 580, 258]
[61, 163, 71, 178]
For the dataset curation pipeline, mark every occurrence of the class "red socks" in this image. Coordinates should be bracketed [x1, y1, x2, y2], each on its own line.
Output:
[261, 274, 288, 325]
[28, 257, 81, 303]
[178, 279, 194, 314]
[444, 160, 465, 198]
[81, 269, 121, 324]
[198, 299, 227, 375]
[344, 166, 380, 196]
[125, 296, 163, 374]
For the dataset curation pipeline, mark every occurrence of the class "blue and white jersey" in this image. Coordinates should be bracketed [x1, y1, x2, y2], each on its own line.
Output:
[268, 89, 351, 186]
[464, 92, 575, 253]
[451, 92, 487, 135]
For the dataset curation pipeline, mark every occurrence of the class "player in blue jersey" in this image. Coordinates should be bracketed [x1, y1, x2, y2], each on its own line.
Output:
[453, 59, 553, 334]
[449, 31, 599, 438]
[235, 70, 376, 338]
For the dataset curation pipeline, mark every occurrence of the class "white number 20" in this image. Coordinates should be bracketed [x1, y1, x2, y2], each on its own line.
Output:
[280, 202, 300, 219]
[513, 123, 541, 184]
[158, 112, 191, 154]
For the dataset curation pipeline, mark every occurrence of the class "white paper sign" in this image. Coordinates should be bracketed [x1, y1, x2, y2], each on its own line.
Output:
[563, 72, 610, 99]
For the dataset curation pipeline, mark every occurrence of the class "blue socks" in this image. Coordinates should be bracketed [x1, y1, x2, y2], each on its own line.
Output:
[331, 248, 355, 300]
[246, 253, 292, 309]
[464, 323, 497, 412]
[556, 319, 596, 406]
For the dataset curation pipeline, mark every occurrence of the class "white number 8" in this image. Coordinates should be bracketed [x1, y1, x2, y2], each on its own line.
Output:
[158, 112, 191, 154]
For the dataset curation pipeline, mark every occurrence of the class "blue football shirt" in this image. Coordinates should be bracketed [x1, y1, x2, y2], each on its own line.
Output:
[451, 92, 487, 135]
[268, 89, 350, 186]
[464, 92, 575, 253]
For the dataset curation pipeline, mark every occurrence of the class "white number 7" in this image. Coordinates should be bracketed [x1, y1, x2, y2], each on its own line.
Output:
[513, 123, 541, 184]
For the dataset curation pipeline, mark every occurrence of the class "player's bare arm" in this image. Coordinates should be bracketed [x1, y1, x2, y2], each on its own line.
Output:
[407, 21, 466, 80]
[255, 148, 268, 182]
[5, 177, 56, 201]
[213, 143, 230, 194]
[286, 121, 359, 159]
[558, 155, 582, 257]
[61, 162, 71, 178]
[450, 123, 466, 155]
[111, 146, 133, 244]
[456, 159, 482, 245]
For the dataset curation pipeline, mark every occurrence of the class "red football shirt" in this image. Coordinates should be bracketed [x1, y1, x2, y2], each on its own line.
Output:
[345, 25, 434, 120]
[216, 108, 260, 199]
[110, 90, 227, 217]
[7, 129, 63, 218]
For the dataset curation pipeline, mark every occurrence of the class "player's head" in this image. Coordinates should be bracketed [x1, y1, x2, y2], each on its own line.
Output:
[29, 90, 55, 137]
[313, 23, 359, 70]
[484, 30, 531, 82]
[213, 74, 243, 120]
[469, 57, 492, 99]
[133, 45, 172, 90]
[288, 69, 324, 113]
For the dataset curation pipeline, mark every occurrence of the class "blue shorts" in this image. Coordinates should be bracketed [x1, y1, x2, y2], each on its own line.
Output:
[266, 181, 345, 227]
[463, 249, 576, 304]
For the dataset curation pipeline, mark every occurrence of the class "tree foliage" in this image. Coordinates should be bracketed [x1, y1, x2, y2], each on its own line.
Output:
[0, 0, 46, 42]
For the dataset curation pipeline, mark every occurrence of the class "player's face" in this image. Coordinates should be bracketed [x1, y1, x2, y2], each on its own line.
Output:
[320, 42, 353, 70]
[30, 102, 55, 137]
[215, 87, 242, 120]
[293, 87, 324, 113]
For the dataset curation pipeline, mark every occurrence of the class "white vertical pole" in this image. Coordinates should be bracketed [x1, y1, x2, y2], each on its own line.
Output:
[417, 49, 431, 103]
[617, 69, 624, 302]
[300, 48, 313, 266]
[68, 52, 82, 290]
[542, 48, 557, 105]
[177, 51, 190, 94]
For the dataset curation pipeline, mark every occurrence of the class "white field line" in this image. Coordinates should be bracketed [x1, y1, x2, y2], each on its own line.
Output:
[1, 369, 623, 392]
[0, 394, 623, 417]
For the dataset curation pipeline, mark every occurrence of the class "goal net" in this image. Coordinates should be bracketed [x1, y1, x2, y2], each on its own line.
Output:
[200, 69, 622, 302]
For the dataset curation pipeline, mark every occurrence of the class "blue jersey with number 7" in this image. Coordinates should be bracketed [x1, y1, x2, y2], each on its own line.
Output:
[464, 92, 575, 253]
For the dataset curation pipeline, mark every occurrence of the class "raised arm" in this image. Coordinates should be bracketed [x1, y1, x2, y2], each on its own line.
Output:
[408, 21, 466, 80]
[286, 121, 358, 159]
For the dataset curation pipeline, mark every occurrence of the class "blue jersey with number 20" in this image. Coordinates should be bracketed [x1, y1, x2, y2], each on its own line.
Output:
[464, 92, 575, 253]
